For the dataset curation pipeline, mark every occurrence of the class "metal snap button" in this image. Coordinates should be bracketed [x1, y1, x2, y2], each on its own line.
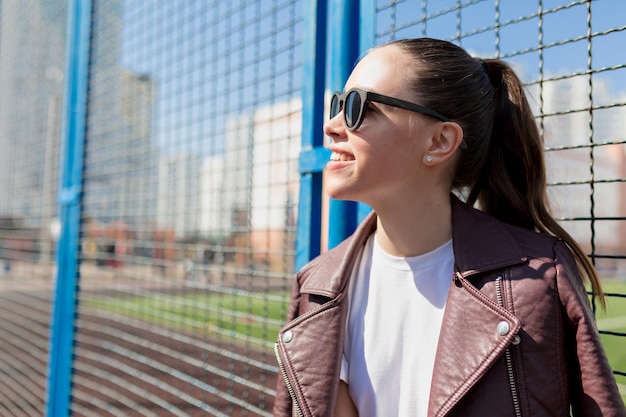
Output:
[512, 335, 521, 345]
[282, 330, 293, 343]
[496, 321, 510, 336]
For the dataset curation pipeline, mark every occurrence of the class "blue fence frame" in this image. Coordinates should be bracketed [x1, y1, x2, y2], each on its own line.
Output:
[46, 1, 92, 416]
[295, 0, 328, 271]
[325, 0, 360, 250]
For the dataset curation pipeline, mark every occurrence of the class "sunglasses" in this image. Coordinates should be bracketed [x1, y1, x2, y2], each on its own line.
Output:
[330, 88, 468, 149]
[330, 88, 451, 129]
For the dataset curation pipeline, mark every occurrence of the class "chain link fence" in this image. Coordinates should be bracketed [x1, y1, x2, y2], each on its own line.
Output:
[0, 1, 624, 415]
[72, 1, 302, 415]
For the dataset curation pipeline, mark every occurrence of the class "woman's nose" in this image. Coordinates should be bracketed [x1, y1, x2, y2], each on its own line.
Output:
[323, 112, 347, 141]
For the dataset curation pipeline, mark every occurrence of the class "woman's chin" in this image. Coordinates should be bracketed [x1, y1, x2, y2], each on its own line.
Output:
[325, 176, 369, 202]
[326, 190, 346, 200]
[325, 187, 350, 201]
[325, 185, 361, 202]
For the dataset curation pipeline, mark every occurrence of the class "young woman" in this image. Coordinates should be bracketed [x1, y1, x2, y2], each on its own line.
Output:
[273, 38, 625, 417]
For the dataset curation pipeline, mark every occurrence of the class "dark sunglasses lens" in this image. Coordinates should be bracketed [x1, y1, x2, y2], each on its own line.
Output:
[344, 91, 362, 128]
[330, 94, 341, 118]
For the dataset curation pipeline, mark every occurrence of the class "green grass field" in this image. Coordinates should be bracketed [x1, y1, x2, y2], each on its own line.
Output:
[84, 290, 288, 346]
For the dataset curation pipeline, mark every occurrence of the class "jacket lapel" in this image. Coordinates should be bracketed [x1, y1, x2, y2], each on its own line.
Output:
[276, 213, 377, 417]
[428, 197, 527, 416]
[427, 274, 522, 416]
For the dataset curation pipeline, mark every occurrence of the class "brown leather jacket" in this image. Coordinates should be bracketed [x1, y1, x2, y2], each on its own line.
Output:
[274, 197, 626, 417]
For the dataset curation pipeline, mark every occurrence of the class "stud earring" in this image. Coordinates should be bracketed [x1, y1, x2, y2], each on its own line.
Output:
[425, 155, 433, 162]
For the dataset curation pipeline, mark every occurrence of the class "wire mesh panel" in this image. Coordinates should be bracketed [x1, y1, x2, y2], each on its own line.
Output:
[72, 1, 303, 415]
[0, 1, 67, 416]
[1, 0, 624, 414]
[372, 0, 626, 401]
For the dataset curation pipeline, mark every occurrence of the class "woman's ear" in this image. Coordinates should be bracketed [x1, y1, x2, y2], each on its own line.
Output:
[423, 121, 464, 165]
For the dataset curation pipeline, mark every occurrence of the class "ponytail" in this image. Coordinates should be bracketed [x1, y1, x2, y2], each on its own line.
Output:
[468, 60, 605, 308]
[392, 38, 605, 308]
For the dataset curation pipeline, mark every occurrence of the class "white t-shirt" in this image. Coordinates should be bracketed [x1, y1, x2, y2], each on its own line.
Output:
[340, 234, 454, 417]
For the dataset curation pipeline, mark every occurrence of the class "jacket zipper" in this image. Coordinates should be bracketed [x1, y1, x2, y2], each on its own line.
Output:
[495, 275, 522, 417]
[274, 343, 304, 417]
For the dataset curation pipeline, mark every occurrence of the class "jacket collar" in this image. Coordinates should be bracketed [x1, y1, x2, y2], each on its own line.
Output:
[300, 195, 527, 297]
[450, 195, 527, 277]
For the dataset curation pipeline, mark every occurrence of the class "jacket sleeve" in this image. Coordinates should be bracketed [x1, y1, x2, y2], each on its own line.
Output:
[554, 240, 626, 417]
[273, 274, 302, 417]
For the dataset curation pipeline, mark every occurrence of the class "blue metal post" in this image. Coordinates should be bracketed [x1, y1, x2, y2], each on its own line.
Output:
[359, 0, 376, 52]
[296, 0, 329, 271]
[327, 0, 360, 249]
[45, 0, 91, 416]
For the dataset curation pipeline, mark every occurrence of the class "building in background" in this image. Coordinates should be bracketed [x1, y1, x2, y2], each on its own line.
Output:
[0, 0, 66, 225]
[83, 0, 157, 226]
[156, 152, 202, 238]
[0, 0, 67, 263]
[195, 100, 301, 270]
[249, 99, 301, 270]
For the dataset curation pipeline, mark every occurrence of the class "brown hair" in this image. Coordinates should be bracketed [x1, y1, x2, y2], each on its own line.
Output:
[391, 37, 604, 307]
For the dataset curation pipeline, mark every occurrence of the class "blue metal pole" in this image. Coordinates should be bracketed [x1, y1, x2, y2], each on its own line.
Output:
[296, 0, 329, 271]
[45, 0, 91, 415]
[359, 0, 376, 53]
[327, 0, 360, 249]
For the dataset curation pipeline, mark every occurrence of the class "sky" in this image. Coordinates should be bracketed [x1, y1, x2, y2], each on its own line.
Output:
[118, 0, 626, 155]
[377, 0, 626, 91]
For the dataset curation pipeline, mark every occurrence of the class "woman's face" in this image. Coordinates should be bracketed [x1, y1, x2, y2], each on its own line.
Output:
[324, 45, 440, 208]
